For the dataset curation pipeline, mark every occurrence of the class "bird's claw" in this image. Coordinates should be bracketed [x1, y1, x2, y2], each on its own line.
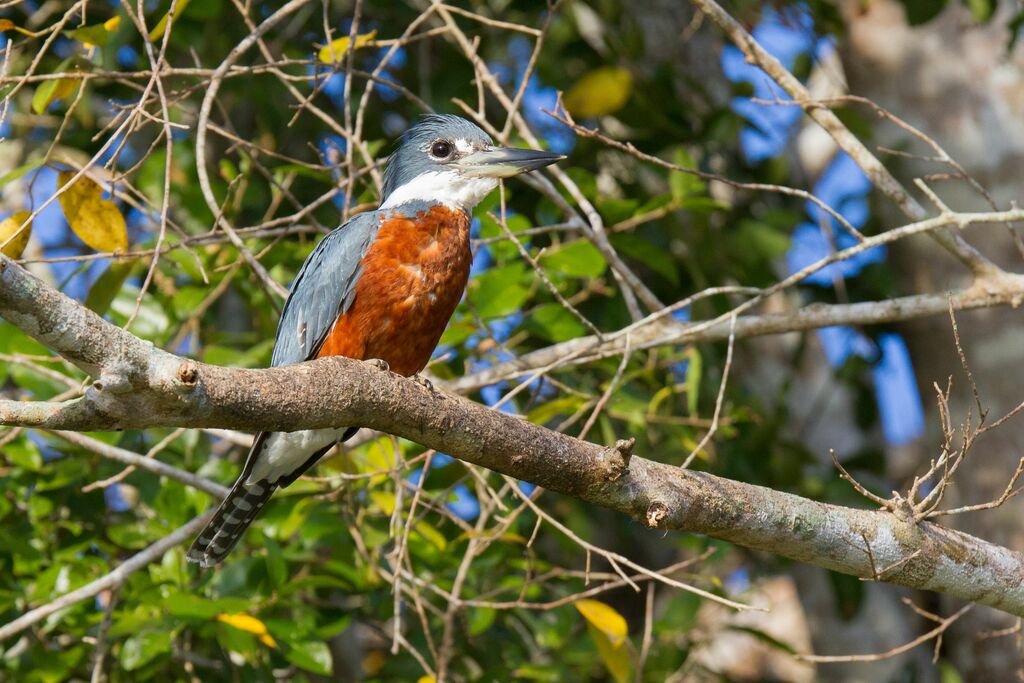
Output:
[413, 374, 442, 397]
[365, 358, 390, 372]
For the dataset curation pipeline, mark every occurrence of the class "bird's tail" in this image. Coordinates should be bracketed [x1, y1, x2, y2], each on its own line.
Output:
[187, 427, 358, 568]
[187, 434, 276, 568]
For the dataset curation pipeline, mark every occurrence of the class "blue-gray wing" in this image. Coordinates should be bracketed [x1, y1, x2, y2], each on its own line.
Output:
[270, 211, 381, 368]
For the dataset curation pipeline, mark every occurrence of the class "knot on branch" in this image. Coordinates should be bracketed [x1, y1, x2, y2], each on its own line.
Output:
[645, 501, 668, 529]
[177, 361, 199, 386]
[610, 438, 635, 465]
[599, 438, 635, 481]
[95, 371, 130, 394]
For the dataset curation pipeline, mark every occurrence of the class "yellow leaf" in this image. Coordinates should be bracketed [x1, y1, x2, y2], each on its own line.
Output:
[369, 490, 396, 515]
[363, 437, 396, 485]
[585, 622, 631, 683]
[0, 211, 32, 258]
[317, 29, 377, 63]
[0, 19, 39, 36]
[563, 66, 633, 119]
[57, 171, 129, 253]
[575, 599, 631, 683]
[575, 599, 627, 644]
[149, 0, 192, 41]
[417, 676, 437, 683]
[216, 613, 277, 648]
[412, 519, 447, 551]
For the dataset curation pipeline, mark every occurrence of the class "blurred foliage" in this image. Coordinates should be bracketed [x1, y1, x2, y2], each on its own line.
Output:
[0, 0, 973, 680]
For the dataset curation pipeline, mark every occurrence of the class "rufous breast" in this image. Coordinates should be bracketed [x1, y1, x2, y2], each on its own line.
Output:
[316, 204, 472, 376]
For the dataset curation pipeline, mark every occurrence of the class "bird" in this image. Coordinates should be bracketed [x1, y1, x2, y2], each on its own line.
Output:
[187, 114, 564, 567]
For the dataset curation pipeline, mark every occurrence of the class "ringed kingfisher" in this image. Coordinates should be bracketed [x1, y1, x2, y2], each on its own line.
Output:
[187, 115, 563, 567]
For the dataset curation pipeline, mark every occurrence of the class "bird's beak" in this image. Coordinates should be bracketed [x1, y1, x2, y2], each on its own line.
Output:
[456, 146, 565, 178]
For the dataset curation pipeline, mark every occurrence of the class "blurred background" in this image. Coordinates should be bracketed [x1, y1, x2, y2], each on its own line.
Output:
[1, 0, 1024, 680]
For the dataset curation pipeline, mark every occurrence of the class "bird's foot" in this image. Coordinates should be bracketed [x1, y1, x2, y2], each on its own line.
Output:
[412, 373, 442, 398]
[365, 358, 390, 372]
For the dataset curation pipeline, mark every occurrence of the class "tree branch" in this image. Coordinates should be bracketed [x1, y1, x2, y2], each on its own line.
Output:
[4, 257, 1024, 622]
[690, 0, 1002, 277]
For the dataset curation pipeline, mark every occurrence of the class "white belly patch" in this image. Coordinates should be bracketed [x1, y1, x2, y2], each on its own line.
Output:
[247, 428, 349, 485]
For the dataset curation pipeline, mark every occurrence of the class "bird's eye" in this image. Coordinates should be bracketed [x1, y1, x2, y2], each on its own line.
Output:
[430, 140, 453, 159]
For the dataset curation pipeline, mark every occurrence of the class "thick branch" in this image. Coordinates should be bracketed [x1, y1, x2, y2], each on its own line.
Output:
[3, 258, 1024, 618]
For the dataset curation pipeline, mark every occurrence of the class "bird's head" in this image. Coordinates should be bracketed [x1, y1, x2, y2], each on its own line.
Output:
[379, 114, 564, 212]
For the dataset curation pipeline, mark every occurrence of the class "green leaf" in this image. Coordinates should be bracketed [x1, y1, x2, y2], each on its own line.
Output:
[468, 607, 497, 636]
[539, 240, 607, 278]
[526, 302, 587, 342]
[5, 440, 42, 471]
[282, 639, 333, 675]
[564, 66, 633, 118]
[736, 220, 790, 262]
[609, 234, 679, 286]
[149, 0, 192, 41]
[964, 0, 994, 22]
[468, 263, 530, 318]
[668, 148, 704, 200]
[32, 59, 80, 114]
[264, 536, 287, 587]
[726, 625, 798, 655]
[85, 260, 136, 315]
[900, 0, 948, 25]
[120, 630, 172, 671]
[166, 594, 252, 620]
[0, 159, 43, 189]
[64, 16, 121, 48]
[685, 348, 702, 416]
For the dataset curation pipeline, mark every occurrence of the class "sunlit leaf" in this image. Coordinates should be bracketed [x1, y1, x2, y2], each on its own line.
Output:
[65, 16, 121, 48]
[686, 348, 702, 417]
[31, 59, 81, 114]
[564, 66, 633, 118]
[539, 240, 607, 278]
[282, 640, 332, 675]
[468, 262, 530, 318]
[575, 599, 627, 643]
[575, 600, 630, 683]
[149, 0, 192, 41]
[57, 171, 129, 252]
[317, 29, 378, 63]
[412, 519, 447, 551]
[120, 630, 172, 671]
[0, 211, 32, 258]
[216, 613, 277, 648]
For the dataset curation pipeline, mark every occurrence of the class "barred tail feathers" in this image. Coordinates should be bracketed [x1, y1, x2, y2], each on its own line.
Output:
[186, 472, 276, 568]
[187, 427, 358, 567]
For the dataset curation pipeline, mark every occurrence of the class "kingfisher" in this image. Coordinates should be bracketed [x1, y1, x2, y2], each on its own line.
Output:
[187, 115, 564, 567]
